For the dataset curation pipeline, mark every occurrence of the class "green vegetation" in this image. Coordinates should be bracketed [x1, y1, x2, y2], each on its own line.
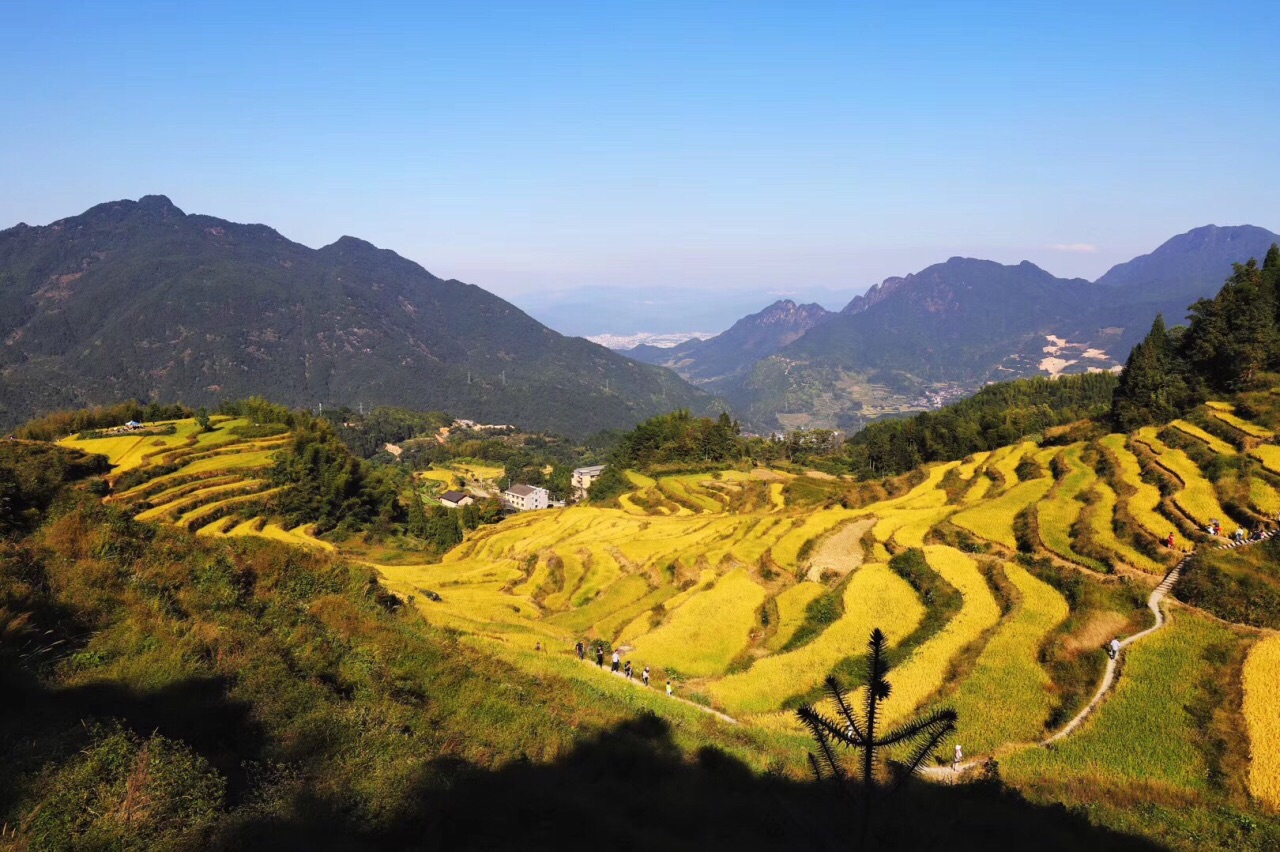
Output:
[1176, 537, 1280, 629]
[845, 373, 1118, 478]
[1112, 245, 1280, 429]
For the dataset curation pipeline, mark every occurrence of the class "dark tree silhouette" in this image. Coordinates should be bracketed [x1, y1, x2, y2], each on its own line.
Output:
[797, 628, 958, 845]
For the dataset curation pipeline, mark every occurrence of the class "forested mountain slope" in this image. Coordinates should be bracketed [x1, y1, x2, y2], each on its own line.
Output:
[641, 226, 1277, 434]
[0, 196, 714, 437]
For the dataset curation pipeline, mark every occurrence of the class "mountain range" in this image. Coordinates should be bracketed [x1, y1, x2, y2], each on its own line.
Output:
[627, 225, 1280, 432]
[0, 196, 716, 437]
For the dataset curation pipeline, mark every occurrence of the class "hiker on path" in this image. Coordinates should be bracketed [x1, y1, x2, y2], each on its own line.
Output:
[953, 744, 963, 771]
[576, 640, 584, 661]
[1235, 527, 1246, 543]
[596, 645, 604, 668]
[666, 680, 673, 697]
[1108, 638, 1121, 660]
[611, 650, 621, 673]
[642, 666, 650, 687]
[625, 661, 633, 680]
[1165, 532, 1176, 549]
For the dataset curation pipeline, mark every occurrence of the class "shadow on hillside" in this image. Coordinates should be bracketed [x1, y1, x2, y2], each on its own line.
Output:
[1, 667, 266, 809]
[218, 712, 1162, 852]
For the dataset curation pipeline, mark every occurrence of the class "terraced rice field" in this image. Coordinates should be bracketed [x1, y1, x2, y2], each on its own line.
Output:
[1099, 434, 1189, 549]
[1244, 634, 1280, 809]
[95, 399, 1280, 784]
[952, 477, 1054, 550]
[627, 568, 767, 677]
[1169, 420, 1236, 455]
[1134, 428, 1230, 527]
[61, 418, 293, 546]
[1004, 614, 1235, 791]
[945, 562, 1068, 751]
[1085, 483, 1168, 573]
[1209, 403, 1275, 439]
[1251, 445, 1280, 476]
[1036, 444, 1105, 570]
[709, 563, 923, 715]
[765, 582, 826, 652]
[867, 546, 1002, 725]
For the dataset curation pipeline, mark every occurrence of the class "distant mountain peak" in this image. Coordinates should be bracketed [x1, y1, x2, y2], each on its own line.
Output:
[138, 194, 179, 210]
[1095, 224, 1279, 291]
[0, 196, 717, 436]
[326, 235, 377, 250]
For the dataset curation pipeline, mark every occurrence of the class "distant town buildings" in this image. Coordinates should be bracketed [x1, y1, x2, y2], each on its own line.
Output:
[439, 490, 474, 508]
[571, 464, 606, 499]
[453, 419, 516, 432]
[503, 483, 549, 512]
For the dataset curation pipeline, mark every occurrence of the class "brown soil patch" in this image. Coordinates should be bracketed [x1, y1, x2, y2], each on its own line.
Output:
[805, 517, 876, 581]
[1064, 610, 1130, 654]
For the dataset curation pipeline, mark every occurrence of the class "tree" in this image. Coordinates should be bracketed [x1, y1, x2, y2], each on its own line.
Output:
[1110, 315, 1191, 431]
[796, 628, 957, 845]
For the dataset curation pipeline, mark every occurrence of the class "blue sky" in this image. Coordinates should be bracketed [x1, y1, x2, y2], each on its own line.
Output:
[3, 0, 1277, 309]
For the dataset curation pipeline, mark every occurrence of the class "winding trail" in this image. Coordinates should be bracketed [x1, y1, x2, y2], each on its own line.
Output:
[924, 530, 1275, 781]
[577, 657, 739, 724]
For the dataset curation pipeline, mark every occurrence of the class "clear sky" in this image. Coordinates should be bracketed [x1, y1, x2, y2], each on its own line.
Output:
[3, 0, 1277, 304]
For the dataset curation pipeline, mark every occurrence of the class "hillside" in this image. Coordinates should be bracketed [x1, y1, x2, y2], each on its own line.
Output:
[3, 441, 1183, 850]
[645, 226, 1278, 433]
[358, 384, 1280, 849]
[0, 196, 715, 438]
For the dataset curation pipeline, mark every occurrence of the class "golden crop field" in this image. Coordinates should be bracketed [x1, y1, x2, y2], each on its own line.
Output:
[1036, 444, 1104, 571]
[1099, 434, 1188, 548]
[1169, 420, 1236, 455]
[627, 568, 767, 677]
[62, 418, 291, 545]
[765, 582, 826, 652]
[1243, 634, 1280, 809]
[1086, 483, 1169, 573]
[945, 562, 1069, 752]
[991, 441, 1037, 487]
[1134, 428, 1229, 526]
[1004, 614, 1235, 791]
[855, 546, 1001, 726]
[1249, 478, 1280, 517]
[1251, 445, 1280, 476]
[709, 563, 923, 715]
[1209, 404, 1275, 439]
[101, 407, 1280, 794]
[952, 477, 1053, 550]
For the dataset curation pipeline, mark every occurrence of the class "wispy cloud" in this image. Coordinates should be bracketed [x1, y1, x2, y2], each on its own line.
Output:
[1048, 243, 1099, 254]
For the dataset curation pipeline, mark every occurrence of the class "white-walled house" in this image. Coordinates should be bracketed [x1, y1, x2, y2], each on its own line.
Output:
[571, 464, 606, 498]
[503, 483, 549, 512]
[439, 490, 474, 508]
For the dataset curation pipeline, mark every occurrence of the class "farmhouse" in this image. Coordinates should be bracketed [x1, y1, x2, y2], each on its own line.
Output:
[439, 490, 474, 508]
[503, 483, 549, 512]
[572, 464, 606, 499]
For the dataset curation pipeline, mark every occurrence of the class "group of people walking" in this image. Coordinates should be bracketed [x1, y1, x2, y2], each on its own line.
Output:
[1204, 517, 1270, 542]
[575, 640, 672, 696]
